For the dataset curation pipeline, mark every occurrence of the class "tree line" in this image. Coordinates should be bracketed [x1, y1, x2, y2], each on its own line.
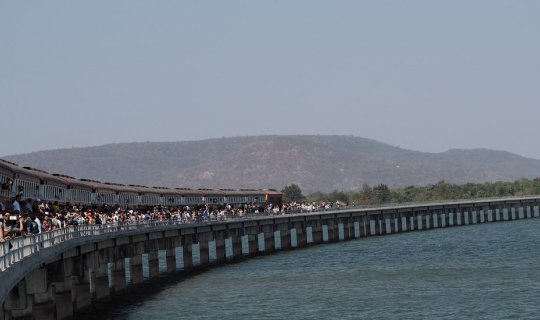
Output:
[282, 178, 540, 205]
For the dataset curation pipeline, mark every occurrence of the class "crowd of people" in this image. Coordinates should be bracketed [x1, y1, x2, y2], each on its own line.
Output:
[0, 194, 348, 244]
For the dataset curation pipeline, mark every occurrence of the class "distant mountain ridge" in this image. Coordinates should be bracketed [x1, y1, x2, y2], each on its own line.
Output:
[4, 135, 540, 193]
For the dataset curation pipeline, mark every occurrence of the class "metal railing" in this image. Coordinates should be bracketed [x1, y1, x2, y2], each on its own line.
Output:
[2, 195, 540, 272]
[0, 220, 182, 272]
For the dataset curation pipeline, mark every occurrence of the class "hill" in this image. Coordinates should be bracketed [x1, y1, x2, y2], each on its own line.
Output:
[4, 135, 540, 193]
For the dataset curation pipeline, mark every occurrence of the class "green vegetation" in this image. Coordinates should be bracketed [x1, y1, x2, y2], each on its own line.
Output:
[281, 184, 306, 202]
[302, 178, 540, 205]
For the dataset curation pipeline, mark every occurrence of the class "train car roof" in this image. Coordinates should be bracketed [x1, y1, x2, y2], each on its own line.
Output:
[263, 189, 283, 196]
[129, 184, 163, 195]
[220, 189, 246, 196]
[198, 188, 225, 196]
[15, 166, 67, 187]
[79, 179, 118, 192]
[238, 188, 266, 195]
[52, 174, 93, 190]
[0, 159, 18, 176]
[103, 182, 138, 193]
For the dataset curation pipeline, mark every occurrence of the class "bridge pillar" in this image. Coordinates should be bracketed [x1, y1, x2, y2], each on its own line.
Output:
[409, 215, 416, 231]
[494, 206, 500, 221]
[463, 210, 470, 225]
[214, 231, 227, 264]
[228, 229, 242, 260]
[315, 222, 323, 243]
[440, 211, 446, 227]
[308, 220, 321, 244]
[197, 232, 213, 267]
[377, 217, 384, 235]
[455, 209, 462, 225]
[47, 261, 74, 320]
[393, 215, 400, 232]
[278, 223, 291, 249]
[261, 225, 275, 252]
[384, 217, 391, 234]
[432, 210, 439, 228]
[243, 227, 259, 256]
[182, 235, 194, 271]
[129, 255, 144, 285]
[145, 239, 160, 278]
[293, 222, 307, 247]
[471, 209, 476, 224]
[416, 214, 423, 230]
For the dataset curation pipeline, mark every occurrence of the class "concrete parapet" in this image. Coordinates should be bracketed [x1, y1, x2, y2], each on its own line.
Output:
[3, 198, 540, 319]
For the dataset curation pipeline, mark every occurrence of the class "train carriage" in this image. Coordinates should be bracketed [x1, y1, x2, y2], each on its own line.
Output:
[0, 159, 17, 200]
[156, 187, 182, 207]
[198, 188, 225, 206]
[79, 179, 118, 206]
[0, 159, 283, 210]
[15, 167, 46, 200]
[104, 183, 139, 207]
[239, 189, 267, 206]
[220, 189, 245, 206]
[174, 188, 204, 206]
[129, 185, 162, 207]
[52, 174, 93, 205]
[264, 189, 283, 207]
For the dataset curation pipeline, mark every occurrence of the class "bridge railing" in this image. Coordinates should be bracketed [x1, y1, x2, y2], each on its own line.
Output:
[0, 220, 183, 272]
[2, 195, 540, 272]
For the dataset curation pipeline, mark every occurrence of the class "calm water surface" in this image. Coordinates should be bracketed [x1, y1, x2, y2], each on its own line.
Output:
[82, 219, 540, 319]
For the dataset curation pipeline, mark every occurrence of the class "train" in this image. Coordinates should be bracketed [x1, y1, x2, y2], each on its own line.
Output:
[0, 159, 282, 209]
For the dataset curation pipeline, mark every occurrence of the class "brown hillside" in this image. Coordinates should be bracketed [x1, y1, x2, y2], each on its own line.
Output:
[4, 135, 540, 193]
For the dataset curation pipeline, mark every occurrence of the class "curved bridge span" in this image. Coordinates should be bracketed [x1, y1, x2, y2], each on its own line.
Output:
[2, 196, 540, 319]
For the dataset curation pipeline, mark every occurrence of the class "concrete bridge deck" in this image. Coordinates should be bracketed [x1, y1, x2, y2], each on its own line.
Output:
[2, 195, 540, 319]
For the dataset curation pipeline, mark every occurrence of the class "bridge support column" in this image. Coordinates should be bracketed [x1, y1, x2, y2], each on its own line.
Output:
[409, 215, 416, 231]
[92, 275, 110, 301]
[463, 210, 470, 225]
[385, 217, 391, 234]
[377, 218, 384, 235]
[456, 210, 462, 225]
[441, 211, 447, 227]
[214, 231, 227, 263]
[401, 215, 408, 231]
[182, 235, 194, 272]
[432, 211, 439, 228]
[243, 227, 259, 256]
[261, 225, 275, 251]
[279, 224, 291, 249]
[326, 219, 338, 240]
[352, 220, 360, 238]
[293, 222, 307, 247]
[197, 232, 212, 267]
[311, 221, 323, 244]
[229, 230, 242, 260]
[394, 215, 400, 232]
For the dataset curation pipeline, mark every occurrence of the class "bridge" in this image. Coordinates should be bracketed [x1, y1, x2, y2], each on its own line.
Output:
[2, 196, 540, 319]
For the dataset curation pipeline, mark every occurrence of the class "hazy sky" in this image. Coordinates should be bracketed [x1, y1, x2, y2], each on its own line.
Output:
[2, 1, 539, 158]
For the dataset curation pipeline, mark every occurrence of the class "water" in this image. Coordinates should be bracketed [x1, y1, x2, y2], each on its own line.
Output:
[82, 219, 540, 319]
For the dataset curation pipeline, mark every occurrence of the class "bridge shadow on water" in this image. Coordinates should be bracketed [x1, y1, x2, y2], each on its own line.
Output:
[74, 253, 278, 319]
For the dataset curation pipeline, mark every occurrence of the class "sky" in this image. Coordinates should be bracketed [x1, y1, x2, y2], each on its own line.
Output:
[1, 1, 539, 159]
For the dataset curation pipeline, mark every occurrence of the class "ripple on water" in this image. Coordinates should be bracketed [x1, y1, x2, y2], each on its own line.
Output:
[81, 219, 540, 320]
